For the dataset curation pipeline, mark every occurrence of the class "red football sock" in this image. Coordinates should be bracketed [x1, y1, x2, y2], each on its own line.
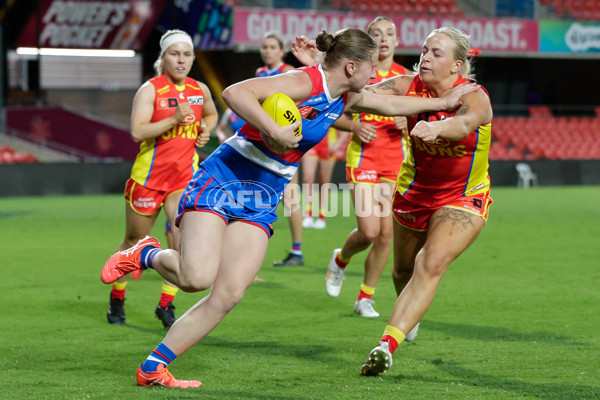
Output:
[357, 283, 375, 301]
[335, 253, 349, 269]
[111, 287, 126, 301]
[158, 283, 178, 307]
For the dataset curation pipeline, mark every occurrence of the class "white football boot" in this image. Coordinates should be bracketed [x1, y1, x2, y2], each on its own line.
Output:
[325, 249, 345, 297]
[405, 322, 420, 342]
[302, 216, 314, 228]
[354, 298, 380, 318]
[312, 218, 326, 229]
[361, 341, 393, 376]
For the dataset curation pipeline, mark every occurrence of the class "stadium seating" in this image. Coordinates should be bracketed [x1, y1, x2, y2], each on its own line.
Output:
[490, 114, 600, 161]
[0, 145, 39, 164]
[332, 0, 463, 15]
[545, 0, 600, 20]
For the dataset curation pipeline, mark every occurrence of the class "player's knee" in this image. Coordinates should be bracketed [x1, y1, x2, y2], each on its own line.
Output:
[357, 226, 380, 243]
[212, 288, 245, 312]
[373, 229, 392, 248]
[178, 278, 211, 293]
[177, 266, 213, 292]
[415, 251, 449, 280]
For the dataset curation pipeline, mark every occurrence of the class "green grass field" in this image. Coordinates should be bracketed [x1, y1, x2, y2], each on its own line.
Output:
[2, 186, 599, 399]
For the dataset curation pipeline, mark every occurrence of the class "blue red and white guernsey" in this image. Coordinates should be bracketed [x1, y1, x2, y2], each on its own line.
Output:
[256, 62, 293, 77]
[130, 74, 204, 191]
[397, 75, 492, 207]
[228, 111, 246, 132]
[182, 64, 348, 218]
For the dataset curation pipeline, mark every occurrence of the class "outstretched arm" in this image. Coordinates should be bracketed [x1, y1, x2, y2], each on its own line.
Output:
[348, 82, 480, 117]
[410, 89, 492, 143]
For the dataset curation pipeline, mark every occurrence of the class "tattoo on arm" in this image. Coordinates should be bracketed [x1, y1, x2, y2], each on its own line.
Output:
[455, 104, 470, 116]
[367, 79, 401, 94]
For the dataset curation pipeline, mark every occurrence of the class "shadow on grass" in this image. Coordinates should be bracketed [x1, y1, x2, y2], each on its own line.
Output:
[206, 389, 314, 400]
[424, 320, 586, 346]
[202, 336, 337, 363]
[130, 387, 311, 400]
[264, 262, 364, 278]
[0, 210, 33, 219]
[394, 360, 600, 399]
[52, 297, 171, 338]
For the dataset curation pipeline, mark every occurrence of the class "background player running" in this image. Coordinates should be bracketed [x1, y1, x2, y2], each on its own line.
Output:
[105, 29, 218, 329]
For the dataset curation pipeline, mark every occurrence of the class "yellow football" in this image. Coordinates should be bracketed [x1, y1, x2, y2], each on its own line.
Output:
[260, 93, 302, 154]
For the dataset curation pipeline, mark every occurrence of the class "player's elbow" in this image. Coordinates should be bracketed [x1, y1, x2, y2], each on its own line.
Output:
[130, 130, 144, 143]
[222, 86, 236, 108]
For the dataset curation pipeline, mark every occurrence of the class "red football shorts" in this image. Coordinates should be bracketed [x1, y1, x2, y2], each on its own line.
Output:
[346, 167, 398, 184]
[124, 178, 184, 216]
[392, 190, 493, 231]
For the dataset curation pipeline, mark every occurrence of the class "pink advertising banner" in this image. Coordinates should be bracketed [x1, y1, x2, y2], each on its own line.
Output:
[233, 8, 539, 53]
[16, 0, 166, 50]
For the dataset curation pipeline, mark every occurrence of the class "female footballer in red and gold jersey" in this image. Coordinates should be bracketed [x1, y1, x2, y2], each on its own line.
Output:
[105, 29, 218, 329]
[359, 27, 493, 376]
[324, 17, 416, 322]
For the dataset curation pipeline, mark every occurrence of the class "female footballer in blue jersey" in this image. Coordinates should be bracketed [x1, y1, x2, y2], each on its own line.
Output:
[101, 28, 478, 388]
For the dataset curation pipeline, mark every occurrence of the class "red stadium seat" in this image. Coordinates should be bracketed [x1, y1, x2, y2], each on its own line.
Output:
[0, 145, 14, 155]
[552, 0, 566, 17]
[492, 114, 600, 161]
[330, 0, 344, 9]
[528, 105, 553, 117]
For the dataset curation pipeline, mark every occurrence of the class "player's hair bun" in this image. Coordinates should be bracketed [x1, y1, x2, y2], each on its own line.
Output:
[315, 30, 335, 52]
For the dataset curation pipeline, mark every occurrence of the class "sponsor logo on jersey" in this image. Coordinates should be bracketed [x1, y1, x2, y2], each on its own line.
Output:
[183, 114, 196, 125]
[158, 98, 179, 109]
[425, 137, 450, 148]
[187, 96, 204, 105]
[157, 97, 178, 110]
[299, 106, 322, 120]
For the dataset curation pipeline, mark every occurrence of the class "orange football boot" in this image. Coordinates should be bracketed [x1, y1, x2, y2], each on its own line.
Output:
[131, 269, 143, 280]
[136, 364, 201, 388]
[101, 236, 161, 284]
